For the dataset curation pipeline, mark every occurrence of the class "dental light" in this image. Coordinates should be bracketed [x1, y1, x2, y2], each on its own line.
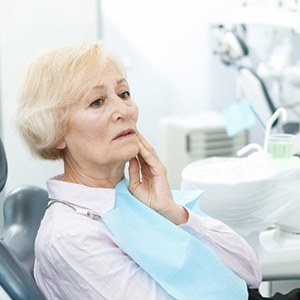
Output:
[212, 24, 249, 65]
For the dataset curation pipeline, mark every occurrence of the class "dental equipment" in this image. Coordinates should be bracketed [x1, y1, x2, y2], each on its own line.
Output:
[236, 67, 277, 126]
[159, 111, 248, 189]
[236, 143, 263, 157]
[212, 24, 248, 65]
[263, 107, 287, 152]
[212, 24, 277, 126]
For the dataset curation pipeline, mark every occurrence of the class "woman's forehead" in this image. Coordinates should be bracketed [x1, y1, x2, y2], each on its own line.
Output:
[100, 60, 125, 77]
[92, 62, 127, 87]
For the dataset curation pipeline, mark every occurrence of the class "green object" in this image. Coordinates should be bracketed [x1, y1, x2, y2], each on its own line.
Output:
[269, 134, 295, 159]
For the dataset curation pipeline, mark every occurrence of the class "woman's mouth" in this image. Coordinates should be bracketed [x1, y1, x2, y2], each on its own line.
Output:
[113, 129, 136, 141]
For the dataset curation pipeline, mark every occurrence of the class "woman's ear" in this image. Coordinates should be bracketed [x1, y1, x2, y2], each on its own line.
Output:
[54, 139, 66, 150]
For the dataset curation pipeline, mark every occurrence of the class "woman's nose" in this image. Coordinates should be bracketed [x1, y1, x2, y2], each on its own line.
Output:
[111, 97, 131, 121]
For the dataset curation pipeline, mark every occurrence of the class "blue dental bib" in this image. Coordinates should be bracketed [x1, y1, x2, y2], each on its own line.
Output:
[101, 179, 248, 300]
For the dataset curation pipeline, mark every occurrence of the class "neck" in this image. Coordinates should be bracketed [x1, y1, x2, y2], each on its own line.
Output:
[63, 159, 126, 188]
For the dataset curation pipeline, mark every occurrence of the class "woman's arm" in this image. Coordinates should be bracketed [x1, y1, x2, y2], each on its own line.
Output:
[180, 210, 262, 288]
[128, 132, 262, 288]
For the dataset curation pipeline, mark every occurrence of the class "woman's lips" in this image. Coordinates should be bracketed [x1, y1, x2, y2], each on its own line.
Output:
[113, 129, 136, 140]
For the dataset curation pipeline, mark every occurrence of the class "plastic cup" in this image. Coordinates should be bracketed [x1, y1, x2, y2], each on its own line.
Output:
[268, 134, 295, 159]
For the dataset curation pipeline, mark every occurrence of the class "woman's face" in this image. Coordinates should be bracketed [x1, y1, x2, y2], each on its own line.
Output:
[58, 61, 139, 178]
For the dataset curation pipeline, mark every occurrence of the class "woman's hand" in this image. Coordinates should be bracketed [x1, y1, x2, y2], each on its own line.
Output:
[128, 132, 188, 225]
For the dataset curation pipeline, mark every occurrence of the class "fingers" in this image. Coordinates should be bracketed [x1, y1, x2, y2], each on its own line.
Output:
[136, 131, 156, 154]
[137, 144, 159, 177]
[136, 132, 159, 167]
[136, 131, 167, 178]
[128, 157, 141, 188]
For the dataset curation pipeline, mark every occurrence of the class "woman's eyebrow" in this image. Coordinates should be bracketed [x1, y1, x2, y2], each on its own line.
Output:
[117, 78, 127, 85]
[91, 78, 127, 90]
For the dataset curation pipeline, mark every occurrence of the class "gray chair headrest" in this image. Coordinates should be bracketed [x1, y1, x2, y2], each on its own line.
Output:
[0, 137, 8, 193]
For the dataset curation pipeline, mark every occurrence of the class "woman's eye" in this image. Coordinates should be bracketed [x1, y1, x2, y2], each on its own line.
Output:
[90, 99, 104, 108]
[119, 91, 130, 100]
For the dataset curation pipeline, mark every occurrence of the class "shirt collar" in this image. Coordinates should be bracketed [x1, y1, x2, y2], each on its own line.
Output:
[46, 174, 116, 215]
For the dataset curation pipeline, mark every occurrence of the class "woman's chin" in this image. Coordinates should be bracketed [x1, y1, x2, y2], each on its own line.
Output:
[129, 148, 140, 160]
[122, 146, 139, 162]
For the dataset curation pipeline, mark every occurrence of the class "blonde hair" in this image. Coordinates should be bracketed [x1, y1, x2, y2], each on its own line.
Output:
[17, 42, 125, 160]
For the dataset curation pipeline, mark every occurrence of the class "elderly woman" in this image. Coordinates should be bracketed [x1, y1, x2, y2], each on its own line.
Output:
[16, 42, 264, 300]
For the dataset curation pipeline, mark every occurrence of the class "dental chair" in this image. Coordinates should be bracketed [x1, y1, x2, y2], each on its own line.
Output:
[0, 138, 7, 192]
[0, 137, 47, 300]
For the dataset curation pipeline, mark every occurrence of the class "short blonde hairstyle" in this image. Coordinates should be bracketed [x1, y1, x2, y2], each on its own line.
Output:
[17, 42, 125, 160]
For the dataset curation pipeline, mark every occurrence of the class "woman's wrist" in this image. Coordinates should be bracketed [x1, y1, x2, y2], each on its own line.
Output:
[159, 204, 189, 225]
